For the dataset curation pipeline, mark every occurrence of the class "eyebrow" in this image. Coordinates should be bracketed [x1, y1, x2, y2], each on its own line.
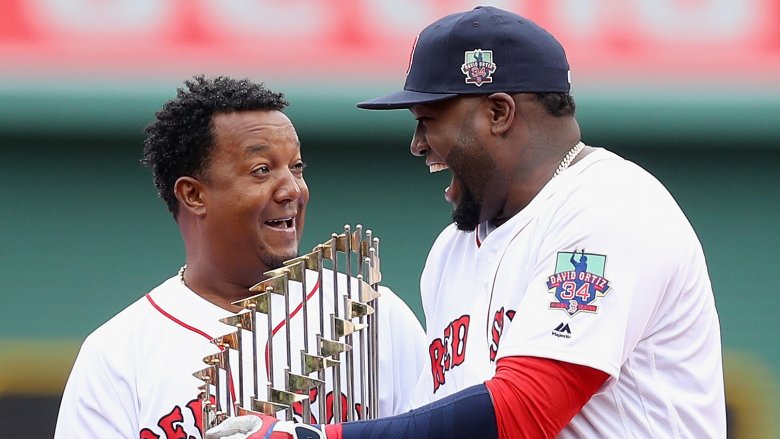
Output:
[243, 141, 302, 158]
[244, 144, 270, 156]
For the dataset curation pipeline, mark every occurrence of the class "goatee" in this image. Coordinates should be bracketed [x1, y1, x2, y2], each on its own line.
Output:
[452, 184, 481, 232]
[263, 250, 299, 271]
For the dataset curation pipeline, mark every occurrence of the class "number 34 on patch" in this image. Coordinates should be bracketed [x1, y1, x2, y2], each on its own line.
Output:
[546, 250, 611, 316]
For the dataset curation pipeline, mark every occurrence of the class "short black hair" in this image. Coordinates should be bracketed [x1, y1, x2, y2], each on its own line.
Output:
[534, 92, 576, 117]
[141, 75, 289, 218]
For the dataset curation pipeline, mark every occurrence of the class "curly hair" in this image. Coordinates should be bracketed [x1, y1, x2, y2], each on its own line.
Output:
[534, 92, 576, 117]
[141, 75, 289, 218]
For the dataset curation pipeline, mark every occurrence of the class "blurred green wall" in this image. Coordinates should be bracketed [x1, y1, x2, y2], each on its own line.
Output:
[1, 87, 778, 437]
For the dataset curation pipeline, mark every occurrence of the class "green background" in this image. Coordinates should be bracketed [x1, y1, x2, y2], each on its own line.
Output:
[1, 82, 778, 437]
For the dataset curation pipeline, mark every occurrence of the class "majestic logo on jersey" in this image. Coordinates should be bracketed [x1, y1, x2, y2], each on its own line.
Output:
[547, 250, 611, 316]
[489, 307, 516, 361]
[461, 49, 496, 86]
[429, 314, 470, 393]
[553, 322, 572, 338]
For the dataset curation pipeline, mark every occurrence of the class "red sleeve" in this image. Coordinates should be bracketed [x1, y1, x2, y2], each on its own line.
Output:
[323, 424, 342, 439]
[484, 356, 609, 439]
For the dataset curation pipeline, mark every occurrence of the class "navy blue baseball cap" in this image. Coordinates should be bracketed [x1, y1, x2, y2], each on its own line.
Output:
[357, 6, 570, 110]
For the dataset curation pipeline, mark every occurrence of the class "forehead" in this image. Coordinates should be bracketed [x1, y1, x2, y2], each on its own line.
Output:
[211, 110, 300, 154]
[409, 95, 479, 117]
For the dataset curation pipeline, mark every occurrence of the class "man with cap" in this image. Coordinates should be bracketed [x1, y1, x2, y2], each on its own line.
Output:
[207, 6, 727, 438]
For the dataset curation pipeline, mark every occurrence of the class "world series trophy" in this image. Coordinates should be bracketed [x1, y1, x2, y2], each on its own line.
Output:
[193, 225, 382, 435]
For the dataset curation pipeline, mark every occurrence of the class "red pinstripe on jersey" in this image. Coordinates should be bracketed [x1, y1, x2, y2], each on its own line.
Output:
[145, 293, 238, 402]
[145, 277, 321, 398]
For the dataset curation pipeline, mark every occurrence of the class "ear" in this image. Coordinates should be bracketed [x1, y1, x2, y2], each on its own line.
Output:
[174, 176, 207, 217]
[486, 93, 515, 135]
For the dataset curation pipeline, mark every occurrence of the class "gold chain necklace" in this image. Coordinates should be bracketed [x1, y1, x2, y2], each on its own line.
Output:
[178, 264, 187, 285]
[553, 142, 585, 178]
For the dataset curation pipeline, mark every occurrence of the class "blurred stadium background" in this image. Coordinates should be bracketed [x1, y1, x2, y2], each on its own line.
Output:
[0, 0, 778, 437]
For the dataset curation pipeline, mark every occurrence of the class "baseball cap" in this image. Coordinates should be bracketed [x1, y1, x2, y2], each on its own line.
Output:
[357, 6, 570, 110]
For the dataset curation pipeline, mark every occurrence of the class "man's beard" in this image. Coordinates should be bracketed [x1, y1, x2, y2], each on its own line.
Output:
[447, 117, 493, 232]
[452, 183, 481, 231]
[262, 249, 299, 270]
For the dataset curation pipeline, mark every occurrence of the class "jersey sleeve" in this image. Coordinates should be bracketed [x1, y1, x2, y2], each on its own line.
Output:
[495, 163, 693, 383]
[54, 334, 136, 438]
[325, 356, 607, 439]
[485, 356, 608, 438]
[377, 285, 428, 414]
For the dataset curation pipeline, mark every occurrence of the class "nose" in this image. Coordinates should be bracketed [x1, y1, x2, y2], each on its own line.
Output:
[273, 169, 303, 204]
[410, 122, 428, 157]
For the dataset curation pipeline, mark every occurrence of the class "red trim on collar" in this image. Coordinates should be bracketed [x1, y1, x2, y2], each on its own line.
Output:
[145, 278, 322, 401]
[145, 292, 237, 402]
[476, 224, 482, 248]
[146, 293, 214, 340]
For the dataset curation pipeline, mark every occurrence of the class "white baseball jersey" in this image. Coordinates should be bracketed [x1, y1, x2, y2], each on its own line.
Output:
[55, 268, 426, 438]
[410, 147, 726, 438]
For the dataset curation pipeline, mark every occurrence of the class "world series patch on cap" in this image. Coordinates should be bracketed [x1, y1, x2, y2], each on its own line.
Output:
[357, 6, 571, 110]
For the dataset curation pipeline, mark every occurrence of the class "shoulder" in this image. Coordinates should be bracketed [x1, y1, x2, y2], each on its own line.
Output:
[425, 223, 476, 265]
[568, 148, 676, 208]
[78, 277, 181, 356]
[82, 294, 155, 348]
[66, 293, 157, 392]
[553, 148, 694, 243]
[376, 285, 416, 316]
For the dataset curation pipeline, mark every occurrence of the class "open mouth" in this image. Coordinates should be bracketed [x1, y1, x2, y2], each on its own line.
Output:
[429, 163, 448, 173]
[428, 162, 460, 204]
[265, 217, 294, 229]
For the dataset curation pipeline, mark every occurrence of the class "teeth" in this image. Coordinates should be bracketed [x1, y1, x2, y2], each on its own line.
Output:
[267, 218, 293, 228]
[429, 163, 448, 173]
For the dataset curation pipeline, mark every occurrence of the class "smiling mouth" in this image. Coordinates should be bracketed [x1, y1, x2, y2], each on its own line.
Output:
[429, 163, 449, 173]
[428, 162, 460, 204]
[265, 217, 294, 229]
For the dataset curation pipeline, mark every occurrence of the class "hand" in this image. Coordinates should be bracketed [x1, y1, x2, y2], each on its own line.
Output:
[205, 415, 268, 439]
[205, 414, 326, 439]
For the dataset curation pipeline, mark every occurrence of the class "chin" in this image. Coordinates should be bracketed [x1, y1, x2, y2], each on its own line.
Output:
[454, 219, 479, 232]
[264, 248, 300, 270]
[452, 195, 481, 232]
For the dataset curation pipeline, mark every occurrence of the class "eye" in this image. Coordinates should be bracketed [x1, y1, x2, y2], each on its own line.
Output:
[415, 117, 433, 130]
[252, 165, 270, 175]
[292, 161, 307, 174]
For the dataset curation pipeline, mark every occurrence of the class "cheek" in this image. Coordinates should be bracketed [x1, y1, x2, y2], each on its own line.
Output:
[299, 179, 311, 205]
[428, 128, 456, 153]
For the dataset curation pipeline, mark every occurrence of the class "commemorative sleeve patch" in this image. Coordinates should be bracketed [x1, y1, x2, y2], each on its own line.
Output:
[546, 249, 611, 316]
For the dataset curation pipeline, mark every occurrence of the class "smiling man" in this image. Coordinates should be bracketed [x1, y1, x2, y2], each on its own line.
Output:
[355, 6, 727, 438]
[53, 75, 425, 438]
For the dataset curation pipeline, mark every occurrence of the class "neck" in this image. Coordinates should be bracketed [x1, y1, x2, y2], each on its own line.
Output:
[489, 110, 581, 226]
[492, 138, 583, 227]
[180, 258, 269, 313]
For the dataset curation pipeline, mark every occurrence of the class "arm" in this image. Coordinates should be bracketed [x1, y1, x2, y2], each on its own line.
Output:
[331, 356, 607, 439]
[486, 356, 608, 438]
[209, 355, 608, 439]
[54, 338, 135, 438]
